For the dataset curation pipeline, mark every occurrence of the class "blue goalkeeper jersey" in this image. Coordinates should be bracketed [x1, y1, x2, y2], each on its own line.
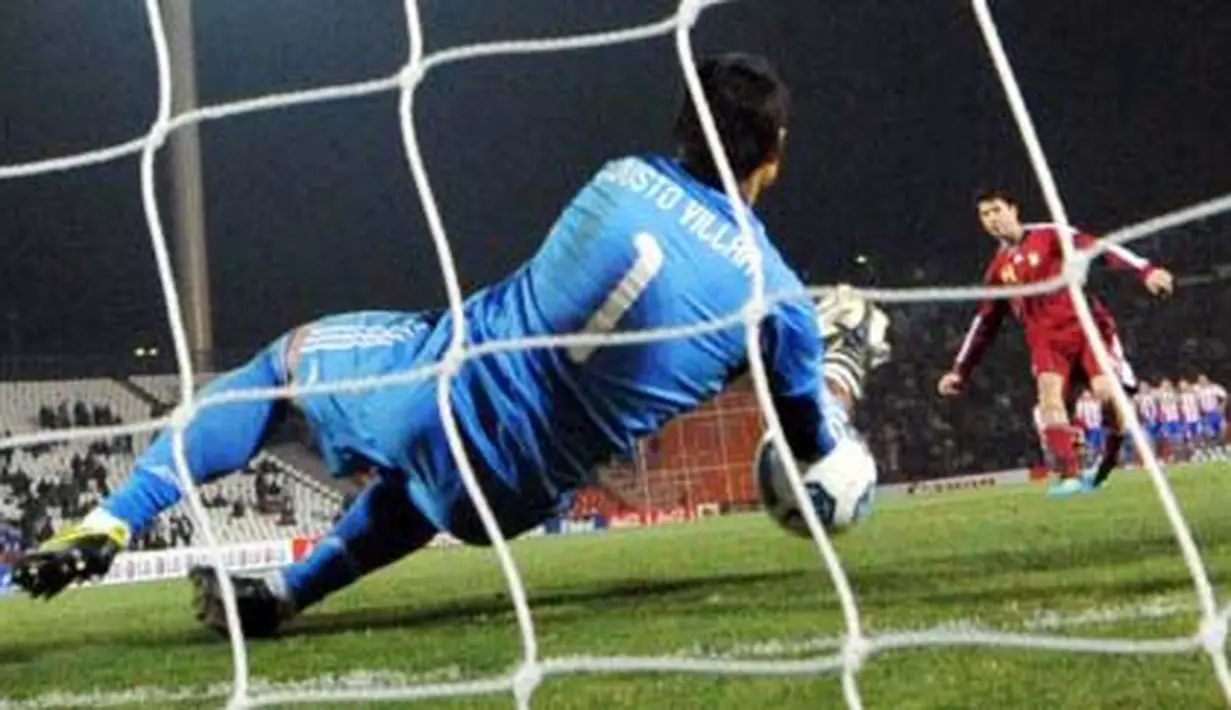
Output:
[331, 154, 837, 537]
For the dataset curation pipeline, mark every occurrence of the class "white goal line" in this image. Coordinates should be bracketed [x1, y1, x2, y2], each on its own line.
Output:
[0, 596, 1203, 709]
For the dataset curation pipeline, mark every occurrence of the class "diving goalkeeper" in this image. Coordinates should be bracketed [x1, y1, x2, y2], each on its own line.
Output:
[12, 54, 891, 636]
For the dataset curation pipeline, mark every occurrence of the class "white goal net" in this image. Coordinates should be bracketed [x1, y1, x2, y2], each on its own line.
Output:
[1, 0, 1230, 708]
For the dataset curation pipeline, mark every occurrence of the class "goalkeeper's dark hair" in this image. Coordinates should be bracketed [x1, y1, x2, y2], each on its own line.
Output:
[974, 187, 1020, 208]
[674, 53, 790, 186]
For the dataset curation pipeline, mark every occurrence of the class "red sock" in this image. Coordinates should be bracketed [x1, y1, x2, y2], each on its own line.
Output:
[1043, 424, 1079, 477]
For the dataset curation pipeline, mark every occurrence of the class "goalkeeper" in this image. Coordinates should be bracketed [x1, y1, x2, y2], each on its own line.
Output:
[12, 54, 891, 636]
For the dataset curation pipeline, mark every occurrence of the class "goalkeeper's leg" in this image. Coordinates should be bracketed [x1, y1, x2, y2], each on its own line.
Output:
[12, 338, 291, 599]
[192, 468, 438, 637]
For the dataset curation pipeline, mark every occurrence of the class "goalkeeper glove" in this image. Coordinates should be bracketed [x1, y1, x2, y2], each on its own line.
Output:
[814, 285, 892, 400]
[12, 512, 130, 599]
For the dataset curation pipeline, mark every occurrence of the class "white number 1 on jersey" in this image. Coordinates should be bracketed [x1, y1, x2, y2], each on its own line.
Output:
[567, 232, 665, 364]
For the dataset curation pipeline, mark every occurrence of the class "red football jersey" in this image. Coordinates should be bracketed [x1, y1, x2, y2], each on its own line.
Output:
[952, 224, 1155, 379]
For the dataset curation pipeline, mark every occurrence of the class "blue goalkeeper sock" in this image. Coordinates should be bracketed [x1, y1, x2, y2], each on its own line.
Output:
[102, 341, 286, 534]
[281, 471, 438, 610]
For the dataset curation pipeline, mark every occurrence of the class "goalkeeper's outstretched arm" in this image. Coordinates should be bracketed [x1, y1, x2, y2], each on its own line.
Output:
[760, 296, 842, 462]
[761, 286, 892, 461]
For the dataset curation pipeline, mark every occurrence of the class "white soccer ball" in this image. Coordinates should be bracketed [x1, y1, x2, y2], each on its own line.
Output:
[754, 433, 877, 536]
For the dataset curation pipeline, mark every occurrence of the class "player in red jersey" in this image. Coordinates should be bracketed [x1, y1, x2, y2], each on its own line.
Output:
[937, 189, 1173, 496]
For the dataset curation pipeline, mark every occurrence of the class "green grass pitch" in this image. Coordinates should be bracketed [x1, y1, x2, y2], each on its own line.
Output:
[3, 463, 1231, 709]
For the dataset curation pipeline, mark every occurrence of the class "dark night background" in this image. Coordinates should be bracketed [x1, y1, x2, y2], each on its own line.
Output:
[0, 0, 1229, 477]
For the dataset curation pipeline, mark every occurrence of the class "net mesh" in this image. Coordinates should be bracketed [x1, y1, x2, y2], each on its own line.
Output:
[1, 0, 1230, 708]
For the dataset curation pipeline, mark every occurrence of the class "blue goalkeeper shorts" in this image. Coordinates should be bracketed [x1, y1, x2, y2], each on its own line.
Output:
[281, 310, 562, 544]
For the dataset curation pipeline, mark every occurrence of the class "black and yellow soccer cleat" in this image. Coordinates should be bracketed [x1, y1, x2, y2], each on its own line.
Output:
[11, 523, 127, 599]
[189, 565, 296, 639]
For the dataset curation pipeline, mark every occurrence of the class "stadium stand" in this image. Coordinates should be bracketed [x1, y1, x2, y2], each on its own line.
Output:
[0, 377, 343, 550]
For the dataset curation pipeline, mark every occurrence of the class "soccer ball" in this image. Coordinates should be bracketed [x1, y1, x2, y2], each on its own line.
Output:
[754, 433, 877, 536]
